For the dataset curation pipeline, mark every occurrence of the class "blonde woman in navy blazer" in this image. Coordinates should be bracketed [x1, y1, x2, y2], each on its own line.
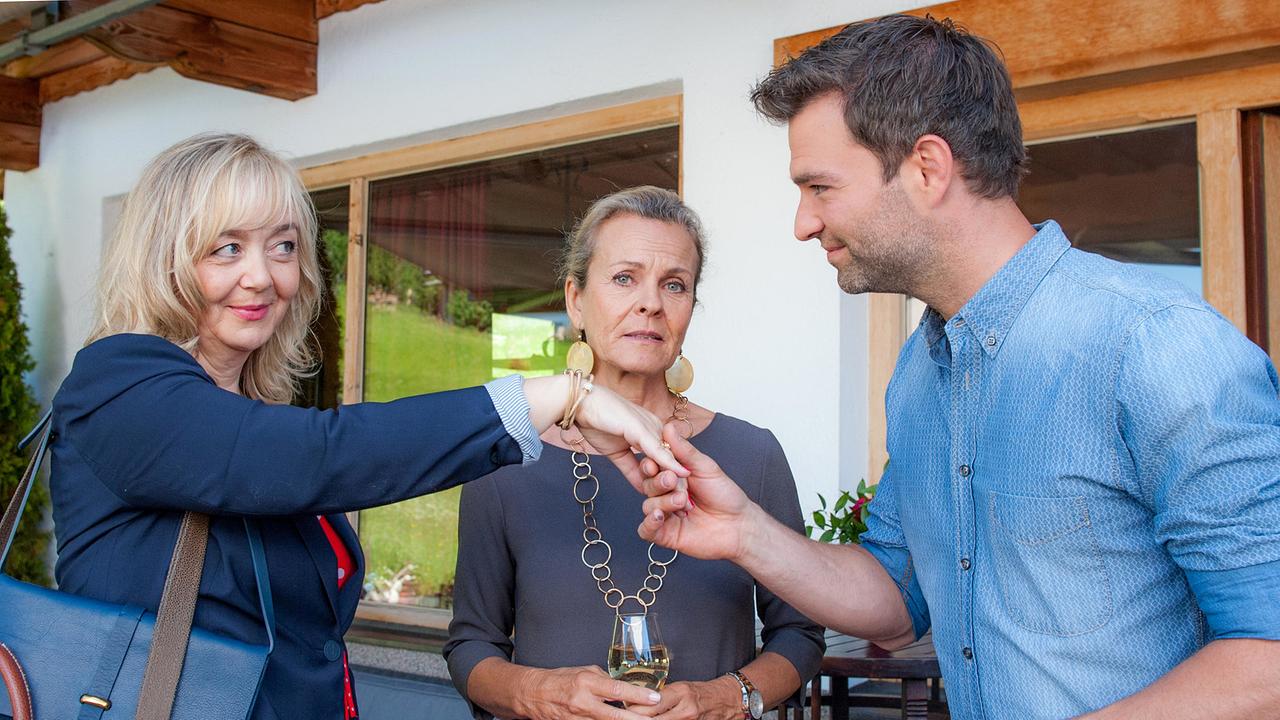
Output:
[47, 133, 683, 720]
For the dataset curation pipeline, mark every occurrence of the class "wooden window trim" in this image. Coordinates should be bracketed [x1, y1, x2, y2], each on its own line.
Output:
[301, 96, 683, 631]
[1199, 110, 1249, 335]
[300, 95, 681, 189]
[1263, 113, 1280, 370]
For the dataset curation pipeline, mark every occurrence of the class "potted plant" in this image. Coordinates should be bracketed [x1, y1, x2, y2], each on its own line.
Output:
[806, 478, 877, 544]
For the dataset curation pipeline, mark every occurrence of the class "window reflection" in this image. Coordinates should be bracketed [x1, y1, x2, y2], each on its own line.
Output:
[358, 127, 680, 609]
[298, 186, 349, 409]
[1019, 122, 1201, 295]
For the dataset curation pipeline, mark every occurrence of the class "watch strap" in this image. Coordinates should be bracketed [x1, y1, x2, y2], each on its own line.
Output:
[728, 671, 757, 718]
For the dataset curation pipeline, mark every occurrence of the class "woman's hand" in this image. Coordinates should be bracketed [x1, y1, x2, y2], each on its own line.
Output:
[629, 679, 742, 720]
[515, 666, 662, 720]
[520, 376, 687, 490]
[574, 384, 688, 491]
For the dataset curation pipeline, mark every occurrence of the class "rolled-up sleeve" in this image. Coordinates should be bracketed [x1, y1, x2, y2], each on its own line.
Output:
[860, 463, 931, 641]
[1116, 304, 1280, 640]
[755, 432, 826, 684]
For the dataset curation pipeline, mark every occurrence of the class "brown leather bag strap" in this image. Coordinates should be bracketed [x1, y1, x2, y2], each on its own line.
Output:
[134, 511, 210, 720]
[0, 642, 33, 720]
[0, 411, 52, 570]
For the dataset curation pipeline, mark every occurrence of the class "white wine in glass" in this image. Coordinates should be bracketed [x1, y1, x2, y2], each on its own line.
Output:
[608, 613, 670, 692]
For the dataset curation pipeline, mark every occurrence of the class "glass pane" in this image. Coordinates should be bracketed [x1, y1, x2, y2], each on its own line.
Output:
[1018, 122, 1201, 295]
[359, 127, 679, 610]
[297, 186, 350, 409]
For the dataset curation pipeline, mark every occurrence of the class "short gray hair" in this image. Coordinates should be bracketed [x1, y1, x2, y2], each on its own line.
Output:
[559, 185, 708, 297]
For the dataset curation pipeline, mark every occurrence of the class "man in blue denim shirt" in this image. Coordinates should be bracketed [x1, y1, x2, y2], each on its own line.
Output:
[638, 14, 1280, 720]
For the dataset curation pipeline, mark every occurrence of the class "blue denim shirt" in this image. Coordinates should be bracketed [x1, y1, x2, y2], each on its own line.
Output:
[861, 221, 1280, 719]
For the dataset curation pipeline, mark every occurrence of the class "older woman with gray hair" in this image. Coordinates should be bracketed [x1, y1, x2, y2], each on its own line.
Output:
[445, 186, 824, 720]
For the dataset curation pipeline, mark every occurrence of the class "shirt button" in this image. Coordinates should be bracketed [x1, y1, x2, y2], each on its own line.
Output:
[958, 464, 971, 477]
[960, 558, 971, 570]
[324, 639, 343, 662]
[337, 567, 346, 580]
[962, 646, 974, 660]
[985, 335, 997, 347]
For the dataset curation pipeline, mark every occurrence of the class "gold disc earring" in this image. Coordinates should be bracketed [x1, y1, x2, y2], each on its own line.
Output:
[665, 352, 694, 394]
[566, 330, 595, 374]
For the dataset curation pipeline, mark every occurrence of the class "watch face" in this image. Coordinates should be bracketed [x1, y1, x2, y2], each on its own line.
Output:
[748, 690, 764, 718]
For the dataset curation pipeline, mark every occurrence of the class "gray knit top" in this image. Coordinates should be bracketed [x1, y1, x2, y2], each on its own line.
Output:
[444, 413, 826, 716]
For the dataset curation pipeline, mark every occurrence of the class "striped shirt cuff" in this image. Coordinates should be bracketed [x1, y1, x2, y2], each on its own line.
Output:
[484, 374, 542, 466]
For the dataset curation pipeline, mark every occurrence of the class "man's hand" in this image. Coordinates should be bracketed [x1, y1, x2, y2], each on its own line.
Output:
[638, 424, 916, 645]
[573, 382, 689, 490]
[637, 424, 759, 562]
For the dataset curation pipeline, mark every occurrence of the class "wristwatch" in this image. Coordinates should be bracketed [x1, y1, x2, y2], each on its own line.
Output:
[728, 670, 763, 719]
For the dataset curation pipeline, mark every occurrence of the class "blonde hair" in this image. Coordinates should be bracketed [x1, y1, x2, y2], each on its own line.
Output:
[89, 133, 321, 404]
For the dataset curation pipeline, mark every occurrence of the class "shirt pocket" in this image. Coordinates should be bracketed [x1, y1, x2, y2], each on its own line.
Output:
[987, 491, 1114, 637]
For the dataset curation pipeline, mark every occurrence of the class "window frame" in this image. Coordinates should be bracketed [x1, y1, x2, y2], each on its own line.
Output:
[301, 95, 683, 631]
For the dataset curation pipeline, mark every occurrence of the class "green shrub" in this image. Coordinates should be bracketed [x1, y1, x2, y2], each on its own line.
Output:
[0, 203, 50, 585]
[321, 229, 348, 280]
[446, 290, 492, 332]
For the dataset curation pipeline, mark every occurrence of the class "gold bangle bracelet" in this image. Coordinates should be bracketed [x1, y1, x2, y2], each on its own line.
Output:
[559, 370, 592, 430]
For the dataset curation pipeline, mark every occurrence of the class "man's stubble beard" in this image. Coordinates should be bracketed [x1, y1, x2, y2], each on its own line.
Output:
[832, 181, 937, 297]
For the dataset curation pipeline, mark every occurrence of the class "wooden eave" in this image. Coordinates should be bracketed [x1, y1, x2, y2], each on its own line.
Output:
[0, 0, 383, 171]
[775, 0, 1280, 109]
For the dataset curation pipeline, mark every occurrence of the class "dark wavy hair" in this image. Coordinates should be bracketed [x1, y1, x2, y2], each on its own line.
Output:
[751, 14, 1028, 199]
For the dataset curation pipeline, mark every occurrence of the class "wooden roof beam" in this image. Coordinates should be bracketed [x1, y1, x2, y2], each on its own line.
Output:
[0, 75, 39, 170]
[317, 0, 385, 20]
[70, 0, 317, 101]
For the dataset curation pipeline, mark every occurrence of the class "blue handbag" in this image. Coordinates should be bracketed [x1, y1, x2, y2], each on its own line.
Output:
[0, 411, 276, 720]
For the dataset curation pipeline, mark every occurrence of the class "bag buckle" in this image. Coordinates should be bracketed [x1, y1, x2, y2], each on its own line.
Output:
[80, 694, 111, 710]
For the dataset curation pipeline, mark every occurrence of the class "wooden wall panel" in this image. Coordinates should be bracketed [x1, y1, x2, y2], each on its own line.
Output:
[774, 0, 1280, 101]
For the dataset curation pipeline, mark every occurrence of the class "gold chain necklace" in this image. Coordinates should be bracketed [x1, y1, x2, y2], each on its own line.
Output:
[573, 392, 689, 614]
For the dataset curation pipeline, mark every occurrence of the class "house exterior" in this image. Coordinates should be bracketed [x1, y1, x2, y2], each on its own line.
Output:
[6, 0, 1279, 710]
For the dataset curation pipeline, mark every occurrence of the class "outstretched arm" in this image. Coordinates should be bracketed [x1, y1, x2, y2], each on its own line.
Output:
[637, 425, 915, 646]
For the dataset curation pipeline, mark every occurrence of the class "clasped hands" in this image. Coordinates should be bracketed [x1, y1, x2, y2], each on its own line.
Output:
[635, 424, 757, 566]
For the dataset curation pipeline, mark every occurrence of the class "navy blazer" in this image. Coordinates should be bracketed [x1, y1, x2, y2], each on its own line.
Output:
[48, 334, 524, 719]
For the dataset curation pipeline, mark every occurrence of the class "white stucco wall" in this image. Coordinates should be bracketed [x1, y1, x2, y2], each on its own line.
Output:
[7, 0, 924, 513]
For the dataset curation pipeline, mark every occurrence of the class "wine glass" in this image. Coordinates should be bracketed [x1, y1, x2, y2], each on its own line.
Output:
[608, 613, 670, 694]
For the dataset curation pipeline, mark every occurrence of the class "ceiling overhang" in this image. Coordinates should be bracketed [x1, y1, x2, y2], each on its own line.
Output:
[0, 0, 383, 171]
